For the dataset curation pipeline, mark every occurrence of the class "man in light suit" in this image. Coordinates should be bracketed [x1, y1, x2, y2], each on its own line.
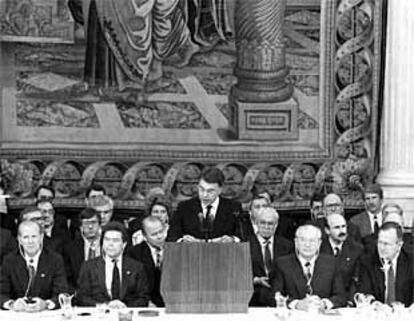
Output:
[249, 207, 293, 306]
[167, 167, 241, 242]
[320, 214, 363, 300]
[76, 221, 149, 308]
[0, 221, 68, 312]
[358, 222, 414, 306]
[128, 216, 167, 307]
[271, 223, 346, 310]
[350, 184, 383, 239]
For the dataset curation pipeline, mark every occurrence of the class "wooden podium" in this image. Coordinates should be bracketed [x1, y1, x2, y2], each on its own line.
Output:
[161, 242, 253, 313]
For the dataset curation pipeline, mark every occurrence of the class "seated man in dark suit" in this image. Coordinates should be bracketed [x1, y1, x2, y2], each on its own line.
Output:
[271, 223, 346, 310]
[63, 208, 102, 292]
[128, 216, 167, 307]
[0, 221, 68, 312]
[76, 221, 149, 308]
[358, 222, 414, 306]
[167, 167, 242, 243]
[321, 213, 363, 301]
[37, 200, 69, 255]
[249, 207, 293, 306]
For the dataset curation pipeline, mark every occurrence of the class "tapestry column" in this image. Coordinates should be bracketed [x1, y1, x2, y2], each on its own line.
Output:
[230, 0, 297, 140]
[376, 0, 414, 226]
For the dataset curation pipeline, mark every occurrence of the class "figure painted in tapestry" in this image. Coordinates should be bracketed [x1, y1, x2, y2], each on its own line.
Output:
[67, 0, 234, 99]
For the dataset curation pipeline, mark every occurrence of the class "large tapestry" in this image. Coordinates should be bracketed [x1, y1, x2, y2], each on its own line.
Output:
[0, 0, 384, 210]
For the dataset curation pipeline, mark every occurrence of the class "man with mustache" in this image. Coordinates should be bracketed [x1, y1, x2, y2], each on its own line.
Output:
[320, 214, 363, 301]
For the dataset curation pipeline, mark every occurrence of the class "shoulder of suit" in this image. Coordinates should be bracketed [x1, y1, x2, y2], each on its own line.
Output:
[275, 253, 295, 265]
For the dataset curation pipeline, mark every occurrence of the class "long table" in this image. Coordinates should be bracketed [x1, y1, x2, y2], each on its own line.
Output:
[0, 307, 412, 321]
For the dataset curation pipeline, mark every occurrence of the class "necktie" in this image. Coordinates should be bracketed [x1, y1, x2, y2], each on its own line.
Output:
[386, 262, 396, 304]
[25, 259, 36, 297]
[155, 248, 162, 268]
[88, 246, 95, 261]
[263, 239, 272, 275]
[204, 205, 213, 232]
[334, 247, 340, 257]
[373, 215, 380, 234]
[304, 261, 312, 295]
[111, 259, 121, 300]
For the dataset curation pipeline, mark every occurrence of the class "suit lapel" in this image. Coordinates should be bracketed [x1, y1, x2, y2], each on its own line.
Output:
[143, 242, 156, 269]
[251, 235, 265, 276]
[312, 256, 324, 292]
[121, 257, 133, 299]
[291, 256, 307, 296]
[14, 252, 30, 294]
[96, 258, 109, 299]
[212, 197, 224, 232]
[373, 253, 385, 301]
[396, 251, 407, 301]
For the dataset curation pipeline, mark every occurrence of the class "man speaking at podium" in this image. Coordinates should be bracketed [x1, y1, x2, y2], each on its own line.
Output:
[167, 167, 242, 243]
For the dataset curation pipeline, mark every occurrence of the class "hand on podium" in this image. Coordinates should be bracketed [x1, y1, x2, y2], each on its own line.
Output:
[211, 235, 239, 243]
[253, 276, 271, 288]
[179, 234, 202, 243]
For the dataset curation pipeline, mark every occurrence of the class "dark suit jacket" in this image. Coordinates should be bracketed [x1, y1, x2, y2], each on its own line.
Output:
[167, 196, 241, 241]
[320, 238, 363, 299]
[127, 242, 164, 307]
[358, 248, 414, 306]
[63, 236, 87, 292]
[248, 234, 293, 306]
[271, 253, 346, 308]
[0, 248, 68, 307]
[350, 211, 375, 239]
[76, 255, 149, 307]
[0, 228, 17, 265]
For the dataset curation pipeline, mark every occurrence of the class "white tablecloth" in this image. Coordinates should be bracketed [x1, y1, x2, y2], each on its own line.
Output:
[0, 307, 412, 321]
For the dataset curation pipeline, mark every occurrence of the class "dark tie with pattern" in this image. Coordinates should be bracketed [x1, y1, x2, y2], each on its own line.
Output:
[386, 262, 396, 304]
[304, 261, 312, 295]
[25, 259, 36, 297]
[263, 239, 272, 275]
[155, 247, 162, 269]
[88, 246, 95, 261]
[373, 215, 380, 234]
[111, 259, 121, 300]
[334, 247, 340, 257]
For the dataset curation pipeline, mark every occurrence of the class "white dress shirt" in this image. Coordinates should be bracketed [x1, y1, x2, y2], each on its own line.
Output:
[201, 197, 220, 220]
[367, 211, 383, 233]
[104, 255, 123, 298]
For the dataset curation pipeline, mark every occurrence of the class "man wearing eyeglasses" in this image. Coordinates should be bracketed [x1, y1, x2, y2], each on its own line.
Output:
[167, 167, 242, 243]
[37, 201, 69, 255]
[271, 223, 346, 310]
[0, 220, 67, 312]
[249, 207, 293, 306]
[63, 208, 102, 292]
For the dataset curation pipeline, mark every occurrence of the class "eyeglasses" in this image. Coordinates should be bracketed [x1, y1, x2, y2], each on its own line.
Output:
[296, 237, 320, 245]
[257, 221, 277, 227]
[82, 220, 100, 227]
[29, 216, 45, 222]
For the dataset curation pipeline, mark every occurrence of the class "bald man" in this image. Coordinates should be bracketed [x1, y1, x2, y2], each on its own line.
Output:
[271, 223, 346, 310]
[0, 221, 67, 312]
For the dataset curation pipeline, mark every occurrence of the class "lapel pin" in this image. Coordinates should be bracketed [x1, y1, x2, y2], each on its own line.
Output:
[40, 273, 46, 278]
[126, 270, 131, 275]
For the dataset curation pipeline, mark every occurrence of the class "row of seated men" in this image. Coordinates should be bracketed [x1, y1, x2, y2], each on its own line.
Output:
[0, 167, 413, 312]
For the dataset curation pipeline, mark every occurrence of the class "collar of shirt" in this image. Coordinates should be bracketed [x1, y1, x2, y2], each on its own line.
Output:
[256, 234, 274, 258]
[44, 225, 53, 238]
[83, 238, 100, 260]
[297, 254, 317, 275]
[368, 211, 382, 226]
[380, 252, 399, 275]
[201, 197, 220, 219]
[104, 255, 123, 297]
[146, 241, 163, 265]
[23, 250, 41, 271]
[328, 238, 343, 253]
[252, 221, 258, 234]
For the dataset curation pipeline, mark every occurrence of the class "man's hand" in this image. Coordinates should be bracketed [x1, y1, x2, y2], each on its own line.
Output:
[211, 235, 235, 243]
[108, 300, 127, 309]
[25, 297, 47, 312]
[295, 295, 323, 311]
[11, 298, 28, 312]
[181, 235, 200, 242]
[253, 276, 271, 288]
